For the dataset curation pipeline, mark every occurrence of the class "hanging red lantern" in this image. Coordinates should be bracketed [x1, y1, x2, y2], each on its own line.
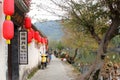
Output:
[38, 35, 42, 43]
[3, 20, 14, 44]
[45, 38, 48, 44]
[41, 37, 43, 44]
[29, 28, 34, 39]
[3, 0, 14, 15]
[46, 38, 48, 44]
[44, 38, 46, 44]
[41, 37, 45, 44]
[34, 31, 39, 41]
[47, 39, 48, 45]
[3, 0, 14, 44]
[28, 30, 32, 43]
[24, 17, 31, 29]
[45, 38, 48, 50]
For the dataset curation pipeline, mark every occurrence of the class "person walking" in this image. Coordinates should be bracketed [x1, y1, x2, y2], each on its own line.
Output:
[41, 53, 47, 69]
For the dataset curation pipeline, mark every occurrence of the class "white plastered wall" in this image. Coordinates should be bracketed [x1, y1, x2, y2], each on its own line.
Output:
[19, 40, 43, 80]
[0, 0, 8, 80]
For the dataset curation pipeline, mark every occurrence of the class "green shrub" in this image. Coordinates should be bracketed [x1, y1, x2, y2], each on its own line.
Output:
[27, 67, 39, 79]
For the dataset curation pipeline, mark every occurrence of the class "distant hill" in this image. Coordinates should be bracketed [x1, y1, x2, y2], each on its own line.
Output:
[34, 20, 64, 41]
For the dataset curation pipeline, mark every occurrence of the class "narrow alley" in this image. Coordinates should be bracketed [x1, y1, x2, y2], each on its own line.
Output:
[30, 55, 79, 80]
[1, 0, 120, 80]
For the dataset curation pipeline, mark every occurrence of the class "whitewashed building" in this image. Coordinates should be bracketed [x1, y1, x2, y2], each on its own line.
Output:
[0, 0, 7, 80]
[0, 0, 48, 80]
[19, 25, 47, 80]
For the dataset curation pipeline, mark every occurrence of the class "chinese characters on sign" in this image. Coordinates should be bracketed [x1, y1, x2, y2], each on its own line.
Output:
[19, 30, 28, 64]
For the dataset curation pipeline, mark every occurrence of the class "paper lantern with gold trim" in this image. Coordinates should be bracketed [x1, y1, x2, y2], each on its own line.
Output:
[3, 0, 14, 15]
[3, 20, 14, 44]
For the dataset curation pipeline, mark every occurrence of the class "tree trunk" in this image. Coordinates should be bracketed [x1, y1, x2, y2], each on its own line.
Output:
[77, 15, 120, 80]
[73, 48, 78, 61]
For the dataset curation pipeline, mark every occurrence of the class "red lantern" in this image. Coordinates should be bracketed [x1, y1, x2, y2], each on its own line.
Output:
[38, 35, 42, 43]
[41, 37, 43, 44]
[30, 28, 34, 39]
[45, 38, 48, 50]
[24, 17, 31, 29]
[41, 37, 45, 44]
[47, 39, 48, 44]
[34, 31, 39, 41]
[45, 38, 48, 44]
[3, 0, 14, 15]
[44, 38, 46, 44]
[28, 31, 32, 43]
[3, 20, 14, 43]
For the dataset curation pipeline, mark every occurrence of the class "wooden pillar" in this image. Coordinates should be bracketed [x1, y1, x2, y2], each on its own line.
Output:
[11, 26, 19, 80]
[8, 44, 12, 80]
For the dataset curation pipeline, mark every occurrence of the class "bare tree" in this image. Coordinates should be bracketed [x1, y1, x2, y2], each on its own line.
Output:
[34, 0, 120, 79]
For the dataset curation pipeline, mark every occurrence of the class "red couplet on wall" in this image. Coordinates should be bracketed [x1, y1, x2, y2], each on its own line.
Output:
[3, 20, 14, 40]
[24, 17, 31, 29]
[3, 0, 14, 15]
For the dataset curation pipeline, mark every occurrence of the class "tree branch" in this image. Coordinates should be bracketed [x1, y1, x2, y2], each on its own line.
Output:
[88, 26, 101, 44]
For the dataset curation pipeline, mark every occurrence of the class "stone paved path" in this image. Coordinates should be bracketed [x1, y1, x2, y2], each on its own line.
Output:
[30, 55, 79, 80]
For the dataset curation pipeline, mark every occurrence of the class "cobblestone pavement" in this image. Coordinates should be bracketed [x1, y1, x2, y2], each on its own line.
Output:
[30, 55, 79, 80]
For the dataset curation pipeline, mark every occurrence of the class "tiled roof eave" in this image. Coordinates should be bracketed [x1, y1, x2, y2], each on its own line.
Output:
[15, 0, 29, 13]
[32, 24, 47, 38]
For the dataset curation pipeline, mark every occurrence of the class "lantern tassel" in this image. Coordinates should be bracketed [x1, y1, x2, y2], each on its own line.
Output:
[6, 40, 11, 44]
[28, 43, 30, 46]
[6, 15, 11, 20]
[27, 29, 30, 32]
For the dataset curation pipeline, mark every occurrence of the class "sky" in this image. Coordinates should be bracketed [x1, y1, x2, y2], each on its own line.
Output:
[28, 0, 65, 40]
[28, 0, 65, 23]
[28, 0, 86, 23]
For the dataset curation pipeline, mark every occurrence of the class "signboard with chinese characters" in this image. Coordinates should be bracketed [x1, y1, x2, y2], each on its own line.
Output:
[19, 30, 28, 64]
